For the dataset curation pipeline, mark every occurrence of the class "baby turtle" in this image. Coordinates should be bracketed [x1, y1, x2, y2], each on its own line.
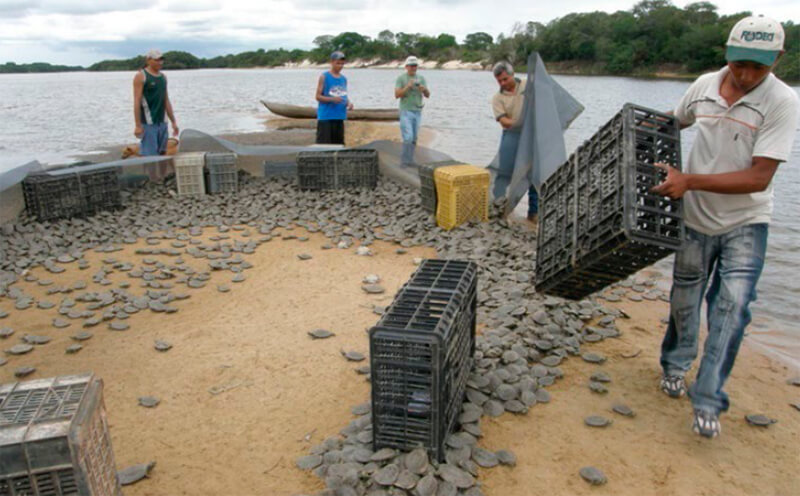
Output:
[52, 318, 71, 329]
[581, 352, 607, 364]
[232, 274, 246, 283]
[118, 461, 156, 486]
[296, 454, 322, 471]
[405, 448, 429, 475]
[23, 335, 51, 345]
[588, 382, 609, 394]
[351, 402, 370, 415]
[37, 300, 56, 310]
[0, 327, 14, 338]
[745, 414, 777, 427]
[14, 366, 36, 378]
[363, 274, 381, 284]
[590, 371, 611, 383]
[584, 415, 613, 428]
[495, 449, 517, 466]
[65, 344, 83, 354]
[790, 402, 800, 412]
[308, 329, 335, 340]
[355, 365, 370, 375]
[154, 340, 172, 352]
[612, 404, 636, 417]
[437, 464, 475, 489]
[341, 350, 365, 362]
[109, 322, 129, 331]
[472, 447, 499, 468]
[361, 284, 385, 294]
[373, 463, 400, 486]
[6, 343, 34, 355]
[0, 310, 8, 319]
[138, 396, 160, 408]
[217, 285, 230, 293]
[297, 253, 313, 260]
[787, 376, 800, 387]
[579, 466, 607, 485]
[71, 331, 93, 341]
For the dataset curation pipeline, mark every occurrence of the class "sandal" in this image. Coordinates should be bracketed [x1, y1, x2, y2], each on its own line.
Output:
[692, 409, 721, 438]
[660, 374, 687, 398]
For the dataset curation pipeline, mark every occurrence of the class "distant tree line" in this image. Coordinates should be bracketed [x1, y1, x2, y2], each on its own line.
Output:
[2, 1, 798, 80]
[0, 61, 83, 73]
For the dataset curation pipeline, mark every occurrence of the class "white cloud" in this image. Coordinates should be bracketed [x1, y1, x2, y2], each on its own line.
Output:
[0, 0, 797, 65]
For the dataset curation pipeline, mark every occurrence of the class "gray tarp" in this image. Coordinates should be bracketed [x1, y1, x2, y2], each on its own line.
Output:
[490, 52, 584, 217]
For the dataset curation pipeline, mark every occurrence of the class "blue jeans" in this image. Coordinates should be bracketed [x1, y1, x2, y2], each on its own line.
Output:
[494, 129, 538, 217]
[140, 122, 168, 155]
[660, 223, 768, 414]
[400, 110, 421, 165]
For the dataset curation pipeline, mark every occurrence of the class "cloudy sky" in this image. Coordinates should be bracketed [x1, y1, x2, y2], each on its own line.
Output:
[2, 0, 798, 66]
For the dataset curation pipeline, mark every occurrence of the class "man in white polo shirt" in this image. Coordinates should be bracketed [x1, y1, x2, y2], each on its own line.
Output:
[653, 16, 799, 438]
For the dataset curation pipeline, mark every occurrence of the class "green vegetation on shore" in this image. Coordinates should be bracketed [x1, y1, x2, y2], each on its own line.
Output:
[3, 1, 799, 81]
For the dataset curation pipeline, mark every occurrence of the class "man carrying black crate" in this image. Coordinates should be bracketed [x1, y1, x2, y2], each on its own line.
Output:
[653, 16, 799, 439]
[490, 61, 539, 225]
[133, 49, 179, 156]
[315, 51, 354, 145]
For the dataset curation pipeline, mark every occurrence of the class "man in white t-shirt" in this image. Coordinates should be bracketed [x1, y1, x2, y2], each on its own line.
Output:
[654, 16, 799, 438]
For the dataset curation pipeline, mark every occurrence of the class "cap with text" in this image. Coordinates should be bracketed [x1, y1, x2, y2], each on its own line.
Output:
[145, 49, 163, 60]
[726, 15, 784, 66]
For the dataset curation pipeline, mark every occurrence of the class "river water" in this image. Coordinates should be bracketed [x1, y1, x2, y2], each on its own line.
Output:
[0, 68, 798, 370]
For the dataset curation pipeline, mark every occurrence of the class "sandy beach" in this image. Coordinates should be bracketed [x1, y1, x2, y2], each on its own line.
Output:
[1, 122, 798, 496]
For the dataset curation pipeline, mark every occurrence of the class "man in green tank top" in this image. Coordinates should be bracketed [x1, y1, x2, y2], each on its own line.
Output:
[133, 49, 179, 155]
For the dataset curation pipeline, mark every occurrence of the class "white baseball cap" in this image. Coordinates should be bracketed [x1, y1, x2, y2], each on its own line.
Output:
[145, 49, 163, 60]
[726, 16, 784, 66]
[404, 56, 419, 66]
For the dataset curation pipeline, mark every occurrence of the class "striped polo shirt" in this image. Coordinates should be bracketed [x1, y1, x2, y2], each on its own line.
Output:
[675, 66, 799, 235]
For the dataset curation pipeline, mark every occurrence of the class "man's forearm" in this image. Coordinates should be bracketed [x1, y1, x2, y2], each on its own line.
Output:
[686, 168, 773, 194]
[165, 100, 176, 123]
[133, 97, 142, 127]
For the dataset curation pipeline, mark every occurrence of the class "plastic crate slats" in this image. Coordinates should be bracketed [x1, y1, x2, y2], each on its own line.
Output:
[536, 103, 684, 300]
[371, 259, 476, 461]
[22, 168, 121, 221]
[206, 153, 238, 194]
[0, 374, 121, 496]
[297, 149, 379, 190]
[418, 160, 464, 213]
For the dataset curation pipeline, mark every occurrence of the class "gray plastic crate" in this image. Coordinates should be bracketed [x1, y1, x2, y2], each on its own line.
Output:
[417, 160, 464, 214]
[22, 173, 84, 222]
[535, 103, 683, 300]
[206, 153, 238, 194]
[370, 260, 476, 462]
[0, 373, 122, 496]
[297, 149, 378, 190]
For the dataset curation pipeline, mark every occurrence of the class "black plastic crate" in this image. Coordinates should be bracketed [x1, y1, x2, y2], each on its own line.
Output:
[80, 168, 122, 214]
[22, 173, 84, 222]
[370, 259, 476, 461]
[536, 103, 683, 300]
[417, 160, 463, 214]
[296, 149, 378, 190]
[0, 373, 122, 496]
[206, 153, 238, 194]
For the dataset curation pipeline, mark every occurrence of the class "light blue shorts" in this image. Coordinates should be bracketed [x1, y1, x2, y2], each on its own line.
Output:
[140, 122, 168, 156]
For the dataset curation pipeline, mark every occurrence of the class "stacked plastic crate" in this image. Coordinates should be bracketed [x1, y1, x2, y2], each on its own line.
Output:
[433, 165, 490, 230]
[296, 149, 378, 190]
[173, 152, 206, 197]
[80, 167, 122, 215]
[22, 173, 84, 222]
[417, 160, 464, 214]
[0, 373, 122, 496]
[370, 259, 477, 461]
[535, 103, 684, 300]
[206, 152, 238, 194]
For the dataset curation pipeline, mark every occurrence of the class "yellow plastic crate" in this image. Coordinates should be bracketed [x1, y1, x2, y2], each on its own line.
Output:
[434, 165, 490, 230]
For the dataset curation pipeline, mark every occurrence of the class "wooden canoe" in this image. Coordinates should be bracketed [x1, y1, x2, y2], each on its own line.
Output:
[261, 100, 399, 121]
